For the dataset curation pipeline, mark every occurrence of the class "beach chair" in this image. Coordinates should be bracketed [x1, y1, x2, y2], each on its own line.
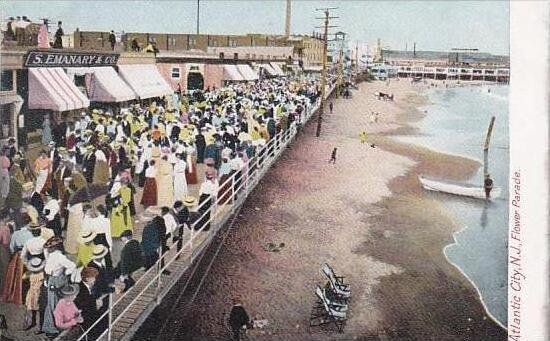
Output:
[322, 263, 348, 287]
[310, 285, 347, 333]
[315, 286, 348, 312]
[321, 263, 351, 298]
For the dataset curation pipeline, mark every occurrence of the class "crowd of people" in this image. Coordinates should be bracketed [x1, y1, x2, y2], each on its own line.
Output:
[0, 75, 322, 339]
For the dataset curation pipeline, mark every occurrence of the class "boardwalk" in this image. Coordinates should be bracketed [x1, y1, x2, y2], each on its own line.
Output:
[51, 87, 332, 341]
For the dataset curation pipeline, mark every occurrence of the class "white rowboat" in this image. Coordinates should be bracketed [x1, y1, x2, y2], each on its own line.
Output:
[418, 175, 501, 200]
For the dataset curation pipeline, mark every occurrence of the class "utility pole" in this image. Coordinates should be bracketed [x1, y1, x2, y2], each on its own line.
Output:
[196, 0, 200, 35]
[315, 7, 338, 137]
[337, 45, 344, 98]
[355, 41, 359, 75]
[334, 32, 346, 99]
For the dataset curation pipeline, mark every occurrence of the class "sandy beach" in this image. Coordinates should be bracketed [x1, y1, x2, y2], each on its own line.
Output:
[134, 80, 506, 340]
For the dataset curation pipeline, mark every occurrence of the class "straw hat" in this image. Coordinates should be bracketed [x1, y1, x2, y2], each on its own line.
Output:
[26, 257, 46, 273]
[28, 221, 43, 231]
[77, 229, 97, 244]
[60, 284, 80, 297]
[91, 244, 108, 260]
[44, 236, 64, 249]
[183, 196, 198, 207]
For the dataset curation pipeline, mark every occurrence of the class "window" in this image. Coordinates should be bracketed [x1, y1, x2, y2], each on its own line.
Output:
[233, 53, 238, 60]
[169, 37, 177, 46]
[209, 39, 218, 47]
[219, 52, 225, 59]
[171, 67, 181, 78]
[0, 104, 13, 139]
[189, 38, 196, 48]
[1, 70, 14, 92]
[229, 39, 237, 47]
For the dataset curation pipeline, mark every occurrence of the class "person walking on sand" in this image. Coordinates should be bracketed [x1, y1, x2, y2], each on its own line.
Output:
[329, 102, 333, 114]
[359, 131, 368, 145]
[329, 148, 337, 164]
[484, 174, 493, 200]
[228, 299, 252, 341]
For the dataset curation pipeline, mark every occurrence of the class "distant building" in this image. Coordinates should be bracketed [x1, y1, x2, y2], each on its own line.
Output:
[328, 31, 349, 64]
[373, 49, 509, 83]
[286, 34, 324, 70]
[382, 49, 510, 68]
[207, 46, 293, 62]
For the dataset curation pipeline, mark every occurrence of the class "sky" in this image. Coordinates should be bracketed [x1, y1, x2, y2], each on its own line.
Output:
[2, 0, 510, 55]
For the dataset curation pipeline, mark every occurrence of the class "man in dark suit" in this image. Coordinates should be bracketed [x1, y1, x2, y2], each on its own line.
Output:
[108, 30, 116, 51]
[74, 266, 100, 332]
[117, 230, 143, 292]
[141, 217, 161, 269]
[172, 201, 189, 256]
[229, 300, 251, 341]
[82, 147, 96, 183]
[87, 245, 115, 310]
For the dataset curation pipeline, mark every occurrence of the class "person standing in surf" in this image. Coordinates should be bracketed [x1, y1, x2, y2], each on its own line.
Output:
[484, 174, 493, 200]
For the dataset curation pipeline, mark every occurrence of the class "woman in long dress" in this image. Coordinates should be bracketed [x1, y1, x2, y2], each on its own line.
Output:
[65, 203, 83, 254]
[41, 115, 52, 146]
[156, 156, 174, 207]
[42, 237, 76, 336]
[0, 218, 11, 294]
[111, 185, 133, 238]
[197, 175, 219, 232]
[141, 160, 157, 208]
[93, 147, 110, 185]
[33, 151, 52, 194]
[185, 145, 198, 185]
[173, 154, 188, 202]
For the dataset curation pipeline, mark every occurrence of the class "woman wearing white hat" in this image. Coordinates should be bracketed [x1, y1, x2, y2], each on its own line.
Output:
[23, 257, 46, 331]
[173, 153, 188, 202]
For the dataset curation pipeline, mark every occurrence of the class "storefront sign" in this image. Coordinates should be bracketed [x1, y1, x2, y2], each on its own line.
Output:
[25, 51, 119, 68]
[186, 63, 204, 74]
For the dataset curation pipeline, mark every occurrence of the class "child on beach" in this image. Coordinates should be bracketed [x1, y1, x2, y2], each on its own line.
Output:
[360, 131, 368, 145]
[329, 148, 337, 164]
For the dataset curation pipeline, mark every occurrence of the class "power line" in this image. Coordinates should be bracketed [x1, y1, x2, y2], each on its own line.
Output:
[314, 7, 338, 138]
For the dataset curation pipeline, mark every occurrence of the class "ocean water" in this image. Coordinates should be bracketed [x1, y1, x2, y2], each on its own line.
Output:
[398, 84, 509, 327]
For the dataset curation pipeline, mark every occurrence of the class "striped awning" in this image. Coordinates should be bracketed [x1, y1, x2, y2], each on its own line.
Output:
[223, 64, 245, 81]
[28, 68, 90, 111]
[88, 67, 135, 102]
[270, 62, 285, 76]
[118, 64, 173, 100]
[260, 64, 277, 76]
[236, 64, 258, 81]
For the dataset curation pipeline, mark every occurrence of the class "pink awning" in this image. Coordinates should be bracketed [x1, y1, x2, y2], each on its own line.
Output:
[28, 68, 90, 111]
[88, 67, 135, 102]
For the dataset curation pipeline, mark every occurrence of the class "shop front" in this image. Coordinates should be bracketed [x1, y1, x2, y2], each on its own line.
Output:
[65, 66, 135, 113]
[0, 69, 23, 147]
[23, 49, 121, 147]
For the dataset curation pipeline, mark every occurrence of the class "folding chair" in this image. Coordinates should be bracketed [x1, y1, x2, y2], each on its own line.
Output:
[310, 285, 347, 333]
[321, 263, 351, 299]
[314, 286, 348, 311]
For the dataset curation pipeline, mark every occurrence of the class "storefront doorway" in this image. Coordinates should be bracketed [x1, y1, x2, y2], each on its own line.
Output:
[187, 72, 204, 91]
